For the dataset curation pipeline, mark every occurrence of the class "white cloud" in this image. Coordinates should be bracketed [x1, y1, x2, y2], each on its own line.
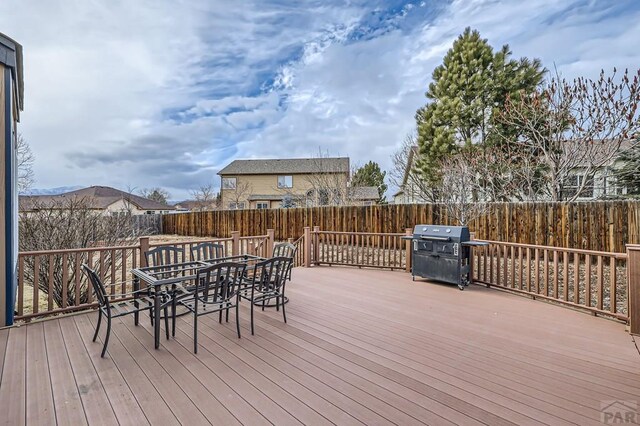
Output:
[1, 0, 639, 199]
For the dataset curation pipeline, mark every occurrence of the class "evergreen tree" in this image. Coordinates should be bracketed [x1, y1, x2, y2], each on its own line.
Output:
[416, 27, 545, 186]
[351, 161, 388, 203]
[614, 141, 640, 196]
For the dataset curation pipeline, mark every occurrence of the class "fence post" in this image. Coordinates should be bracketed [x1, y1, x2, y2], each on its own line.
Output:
[267, 229, 275, 256]
[139, 237, 150, 267]
[303, 227, 311, 267]
[627, 244, 640, 335]
[405, 228, 412, 273]
[231, 231, 240, 257]
[313, 226, 320, 265]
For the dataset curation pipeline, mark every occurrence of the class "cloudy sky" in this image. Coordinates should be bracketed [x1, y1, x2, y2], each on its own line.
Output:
[1, 0, 639, 199]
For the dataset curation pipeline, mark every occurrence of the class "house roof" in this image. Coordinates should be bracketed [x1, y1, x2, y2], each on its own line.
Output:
[20, 186, 175, 211]
[348, 186, 379, 200]
[218, 157, 350, 175]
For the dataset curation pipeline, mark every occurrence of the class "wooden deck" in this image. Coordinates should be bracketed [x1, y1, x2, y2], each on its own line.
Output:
[1, 266, 639, 425]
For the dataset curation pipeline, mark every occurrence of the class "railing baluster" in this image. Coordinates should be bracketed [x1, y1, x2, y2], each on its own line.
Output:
[534, 249, 540, 294]
[33, 255, 40, 315]
[563, 252, 569, 301]
[75, 253, 82, 306]
[526, 248, 531, 292]
[574, 253, 580, 305]
[597, 255, 604, 311]
[585, 254, 592, 308]
[518, 247, 523, 290]
[553, 250, 559, 299]
[48, 254, 54, 312]
[495, 244, 501, 286]
[18, 256, 24, 317]
[62, 253, 69, 308]
[87, 251, 94, 303]
[121, 249, 127, 294]
[510, 246, 515, 289]
[543, 249, 549, 296]
[610, 257, 617, 314]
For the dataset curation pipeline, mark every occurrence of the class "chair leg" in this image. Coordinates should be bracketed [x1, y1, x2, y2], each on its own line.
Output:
[282, 295, 287, 324]
[194, 314, 198, 354]
[164, 306, 170, 340]
[262, 298, 266, 311]
[251, 301, 255, 335]
[226, 306, 229, 323]
[93, 310, 102, 342]
[101, 316, 111, 358]
[235, 303, 241, 338]
[276, 295, 280, 312]
[171, 299, 177, 337]
[219, 309, 223, 324]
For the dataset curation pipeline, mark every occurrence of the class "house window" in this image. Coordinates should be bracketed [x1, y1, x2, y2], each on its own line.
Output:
[564, 174, 594, 199]
[277, 175, 293, 188]
[222, 177, 237, 189]
[256, 202, 269, 209]
[363, 201, 374, 206]
[228, 202, 245, 210]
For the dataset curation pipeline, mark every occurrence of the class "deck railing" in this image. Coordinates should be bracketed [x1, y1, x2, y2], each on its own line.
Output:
[12, 227, 640, 335]
[310, 229, 408, 270]
[472, 240, 629, 320]
[16, 233, 270, 322]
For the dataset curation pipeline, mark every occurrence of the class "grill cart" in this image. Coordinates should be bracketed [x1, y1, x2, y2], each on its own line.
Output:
[403, 225, 489, 290]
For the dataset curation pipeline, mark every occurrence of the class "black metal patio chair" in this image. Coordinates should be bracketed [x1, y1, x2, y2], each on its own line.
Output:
[82, 264, 169, 357]
[190, 242, 225, 262]
[272, 242, 296, 280]
[175, 261, 247, 353]
[241, 256, 293, 335]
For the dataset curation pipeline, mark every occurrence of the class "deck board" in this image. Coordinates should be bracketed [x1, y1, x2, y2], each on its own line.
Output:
[25, 323, 56, 425]
[1, 266, 639, 425]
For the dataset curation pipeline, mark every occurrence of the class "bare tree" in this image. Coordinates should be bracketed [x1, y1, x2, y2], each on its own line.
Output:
[497, 68, 640, 202]
[435, 150, 489, 226]
[190, 183, 219, 211]
[226, 181, 253, 209]
[19, 196, 152, 308]
[305, 149, 350, 206]
[139, 187, 171, 204]
[389, 133, 436, 202]
[17, 133, 34, 192]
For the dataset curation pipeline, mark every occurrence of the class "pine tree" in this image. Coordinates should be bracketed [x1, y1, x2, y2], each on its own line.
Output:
[614, 141, 640, 196]
[416, 28, 545, 187]
[351, 161, 388, 203]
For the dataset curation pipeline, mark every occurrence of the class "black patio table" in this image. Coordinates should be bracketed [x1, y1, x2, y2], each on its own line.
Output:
[131, 254, 265, 349]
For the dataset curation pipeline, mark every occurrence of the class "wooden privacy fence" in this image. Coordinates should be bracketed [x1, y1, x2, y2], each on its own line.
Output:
[162, 200, 640, 253]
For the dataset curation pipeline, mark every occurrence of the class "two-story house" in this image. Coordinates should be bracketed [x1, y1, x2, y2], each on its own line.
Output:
[218, 157, 379, 209]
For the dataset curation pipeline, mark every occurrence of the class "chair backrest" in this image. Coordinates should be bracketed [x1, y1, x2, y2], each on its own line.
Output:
[81, 264, 108, 307]
[251, 256, 293, 292]
[273, 242, 296, 258]
[145, 246, 184, 267]
[195, 261, 247, 303]
[191, 242, 225, 262]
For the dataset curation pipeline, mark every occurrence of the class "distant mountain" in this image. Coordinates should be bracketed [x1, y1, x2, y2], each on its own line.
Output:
[21, 186, 83, 196]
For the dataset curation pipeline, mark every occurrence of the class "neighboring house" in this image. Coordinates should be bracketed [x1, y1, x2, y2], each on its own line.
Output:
[348, 186, 380, 206]
[218, 157, 351, 209]
[394, 146, 430, 204]
[218, 157, 381, 209]
[174, 199, 218, 212]
[562, 140, 634, 200]
[19, 186, 175, 216]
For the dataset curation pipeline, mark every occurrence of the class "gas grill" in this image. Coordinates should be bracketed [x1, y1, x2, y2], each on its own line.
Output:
[404, 225, 488, 290]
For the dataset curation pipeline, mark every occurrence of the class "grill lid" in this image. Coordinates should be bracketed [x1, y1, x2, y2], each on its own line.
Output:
[412, 225, 470, 242]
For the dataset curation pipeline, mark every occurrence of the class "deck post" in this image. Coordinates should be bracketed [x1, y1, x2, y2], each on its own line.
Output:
[469, 232, 475, 283]
[303, 227, 311, 267]
[405, 228, 412, 273]
[231, 231, 240, 256]
[313, 226, 320, 265]
[266, 229, 275, 256]
[627, 244, 640, 335]
[139, 237, 150, 267]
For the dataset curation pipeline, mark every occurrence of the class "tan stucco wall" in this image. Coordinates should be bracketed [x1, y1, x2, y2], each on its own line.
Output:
[103, 199, 170, 215]
[220, 173, 348, 209]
